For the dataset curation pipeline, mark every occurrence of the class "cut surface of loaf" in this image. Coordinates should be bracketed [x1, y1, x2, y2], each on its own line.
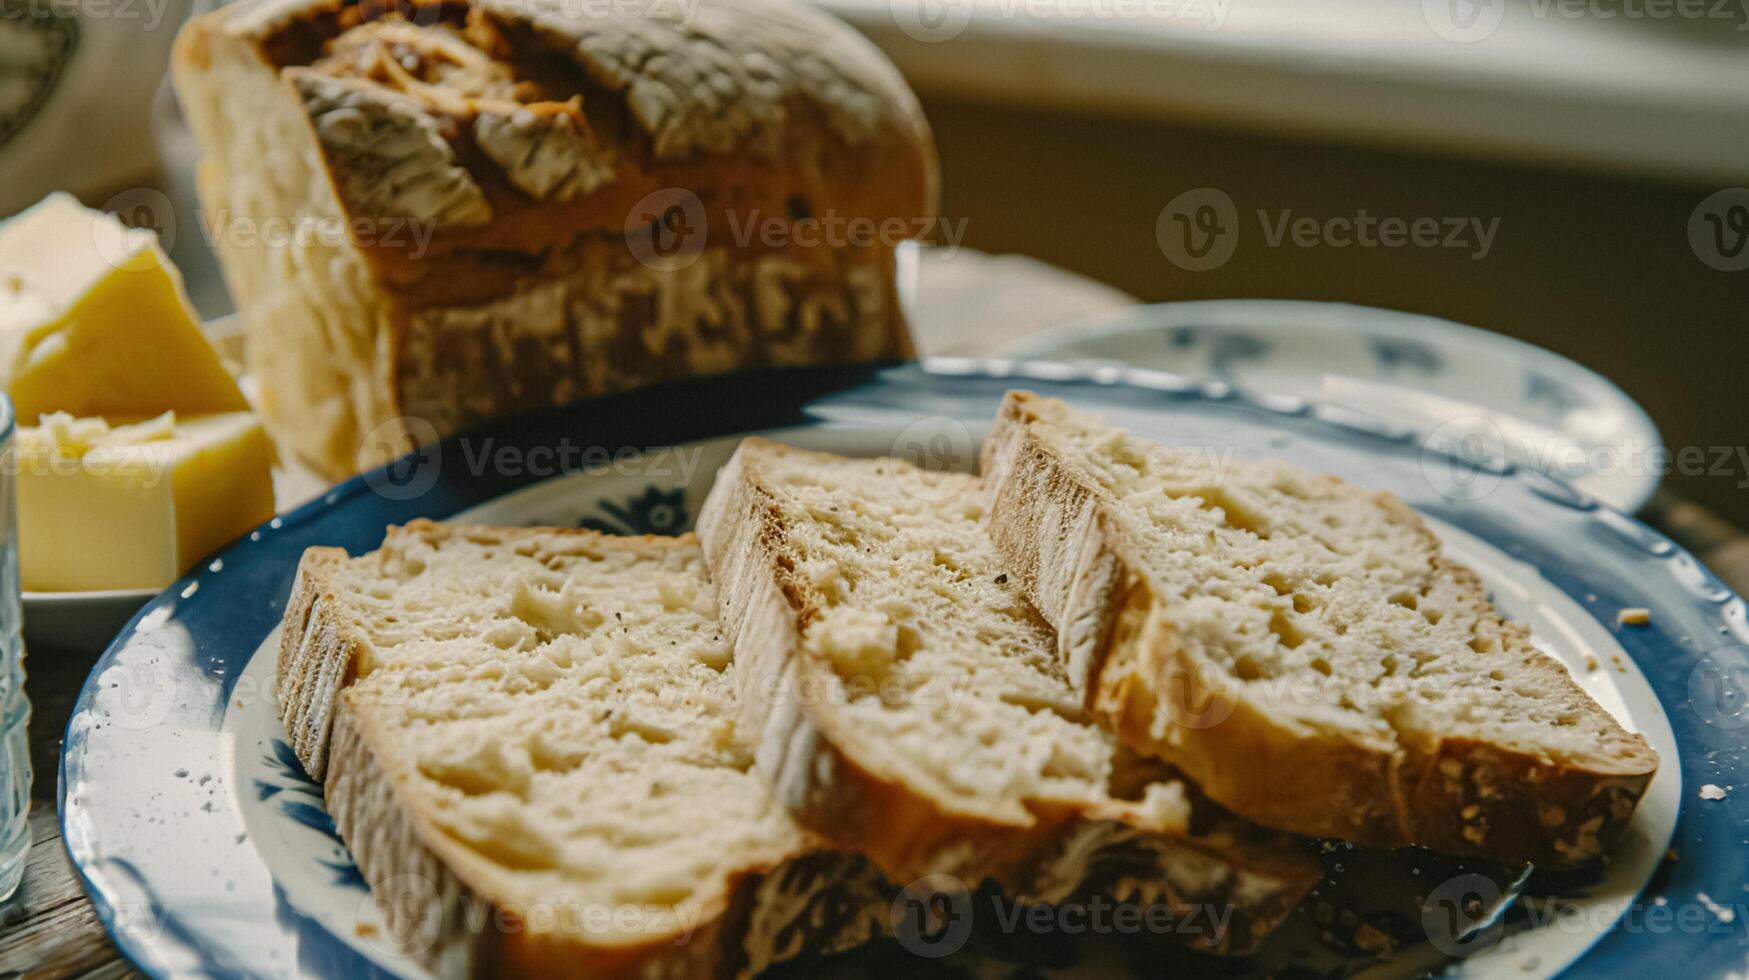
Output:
[276, 520, 889, 977]
[696, 438, 1319, 955]
[982, 391, 1659, 866]
[172, 0, 936, 479]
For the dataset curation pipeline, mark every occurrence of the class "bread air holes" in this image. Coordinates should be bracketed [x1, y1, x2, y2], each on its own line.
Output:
[1267, 609, 1306, 650]
[1186, 485, 1269, 538]
[483, 620, 532, 650]
[931, 548, 973, 582]
[509, 586, 603, 645]
[816, 518, 861, 548]
[1092, 442, 1149, 482]
[527, 729, 587, 773]
[606, 711, 678, 745]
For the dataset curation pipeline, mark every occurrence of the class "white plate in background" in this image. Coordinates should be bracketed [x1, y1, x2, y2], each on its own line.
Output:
[1001, 300, 1664, 513]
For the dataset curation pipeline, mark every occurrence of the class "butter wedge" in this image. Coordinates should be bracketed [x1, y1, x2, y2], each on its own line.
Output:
[0, 193, 248, 419]
[17, 412, 275, 592]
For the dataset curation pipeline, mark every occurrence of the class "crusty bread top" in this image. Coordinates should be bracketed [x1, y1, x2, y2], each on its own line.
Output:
[988, 392, 1658, 788]
[310, 519, 811, 947]
[233, 0, 920, 152]
[720, 438, 1193, 832]
[180, 0, 936, 291]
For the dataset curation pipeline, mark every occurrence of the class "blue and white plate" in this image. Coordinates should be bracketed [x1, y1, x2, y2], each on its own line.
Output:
[1001, 301, 1664, 513]
[61, 362, 1749, 978]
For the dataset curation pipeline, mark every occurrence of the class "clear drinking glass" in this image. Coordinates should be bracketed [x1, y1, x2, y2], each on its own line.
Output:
[0, 395, 27, 900]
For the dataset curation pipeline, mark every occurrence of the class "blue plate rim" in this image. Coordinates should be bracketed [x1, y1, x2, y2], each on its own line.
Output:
[58, 357, 1749, 979]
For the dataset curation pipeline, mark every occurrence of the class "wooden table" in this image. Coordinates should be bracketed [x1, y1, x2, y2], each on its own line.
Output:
[3, 251, 1745, 978]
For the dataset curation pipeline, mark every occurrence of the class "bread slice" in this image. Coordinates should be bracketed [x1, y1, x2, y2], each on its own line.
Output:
[696, 438, 1318, 955]
[982, 391, 1659, 866]
[276, 520, 891, 978]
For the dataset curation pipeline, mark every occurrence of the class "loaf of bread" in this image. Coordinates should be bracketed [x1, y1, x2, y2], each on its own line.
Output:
[276, 521, 893, 977]
[173, 0, 936, 480]
[696, 438, 1318, 955]
[981, 391, 1659, 866]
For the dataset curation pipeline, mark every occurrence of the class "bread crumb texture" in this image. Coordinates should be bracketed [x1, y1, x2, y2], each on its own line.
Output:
[1013, 394, 1654, 779]
[326, 521, 807, 935]
[738, 439, 1176, 828]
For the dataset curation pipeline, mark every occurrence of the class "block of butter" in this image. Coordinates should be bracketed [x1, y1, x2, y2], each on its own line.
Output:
[18, 412, 275, 592]
[0, 193, 249, 419]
